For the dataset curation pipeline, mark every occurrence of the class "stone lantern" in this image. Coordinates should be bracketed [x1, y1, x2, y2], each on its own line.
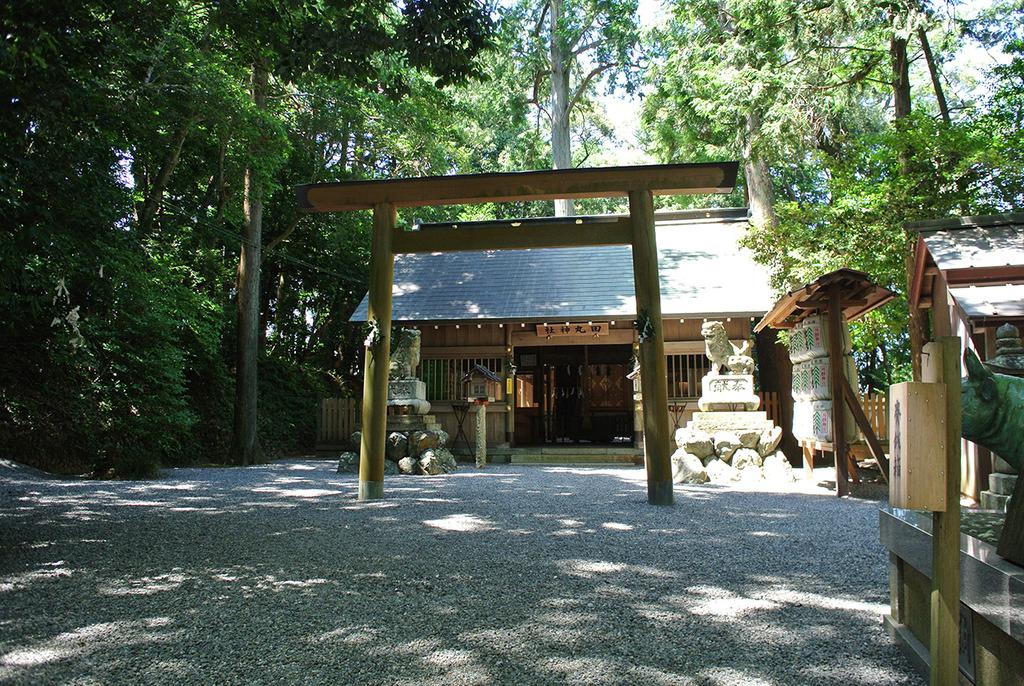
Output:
[979, 323, 1024, 511]
[463, 364, 499, 402]
[461, 364, 501, 467]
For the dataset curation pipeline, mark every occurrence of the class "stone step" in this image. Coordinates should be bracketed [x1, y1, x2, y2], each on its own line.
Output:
[510, 453, 642, 465]
[980, 491, 1010, 513]
[989, 472, 1018, 496]
[530, 446, 641, 455]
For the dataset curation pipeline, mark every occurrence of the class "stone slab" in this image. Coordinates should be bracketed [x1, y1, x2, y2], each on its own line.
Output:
[990, 472, 1019, 496]
[387, 414, 435, 428]
[687, 411, 772, 434]
[980, 491, 1010, 513]
[880, 506, 1024, 645]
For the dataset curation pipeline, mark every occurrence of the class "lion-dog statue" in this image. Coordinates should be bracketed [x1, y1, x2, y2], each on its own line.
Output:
[701, 321, 754, 376]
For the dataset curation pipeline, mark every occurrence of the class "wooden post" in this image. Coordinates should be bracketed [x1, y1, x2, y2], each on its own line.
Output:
[839, 376, 890, 479]
[827, 287, 850, 496]
[358, 203, 395, 501]
[628, 190, 673, 506]
[929, 336, 961, 686]
[505, 326, 515, 446]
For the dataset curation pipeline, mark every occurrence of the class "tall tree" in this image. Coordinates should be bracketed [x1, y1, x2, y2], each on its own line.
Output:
[643, 0, 884, 229]
[210, 0, 492, 465]
[514, 0, 640, 215]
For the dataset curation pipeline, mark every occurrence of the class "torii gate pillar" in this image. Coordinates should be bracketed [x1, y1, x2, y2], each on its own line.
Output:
[628, 190, 673, 505]
[358, 203, 395, 501]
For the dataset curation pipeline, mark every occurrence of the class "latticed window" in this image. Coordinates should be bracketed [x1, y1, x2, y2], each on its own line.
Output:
[419, 357, 504, 401]
[665, 353, 711, 400]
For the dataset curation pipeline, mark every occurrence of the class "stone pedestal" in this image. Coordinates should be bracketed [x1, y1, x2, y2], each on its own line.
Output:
[387, 378, 431, 415]
[981, 471, 1017, 512]
[697, 374, 760, 411]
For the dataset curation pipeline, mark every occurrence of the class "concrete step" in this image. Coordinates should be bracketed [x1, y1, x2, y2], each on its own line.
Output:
[989, 472, 1018, 496]
[980, 491, 1010, 513]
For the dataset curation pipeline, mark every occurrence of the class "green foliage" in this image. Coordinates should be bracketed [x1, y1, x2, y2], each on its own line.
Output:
[0, 0, 493, 477]
[1, 0, 1021, 474]
[643, 0, 1023, 386]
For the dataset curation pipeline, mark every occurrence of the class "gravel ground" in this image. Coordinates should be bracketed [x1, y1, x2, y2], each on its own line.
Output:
[0, 459, 924, 686]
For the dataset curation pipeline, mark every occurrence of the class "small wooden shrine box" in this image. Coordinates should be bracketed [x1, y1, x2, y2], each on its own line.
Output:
[888, 382, 947, 511]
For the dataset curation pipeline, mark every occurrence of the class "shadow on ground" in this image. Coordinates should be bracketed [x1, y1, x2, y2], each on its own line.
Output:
[0, 460, 922, 685]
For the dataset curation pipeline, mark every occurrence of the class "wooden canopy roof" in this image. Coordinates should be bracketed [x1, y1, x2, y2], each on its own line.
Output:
[754, 268, 897, 332]
[908, 213, 1024, 324]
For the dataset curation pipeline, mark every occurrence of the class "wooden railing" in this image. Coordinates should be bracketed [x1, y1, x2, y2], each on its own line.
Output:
[316, 397, 360, 448]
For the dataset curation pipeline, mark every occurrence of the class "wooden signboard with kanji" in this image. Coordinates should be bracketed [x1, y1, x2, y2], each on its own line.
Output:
[535, 323, 609, 338]
[888, 381, 947, 510]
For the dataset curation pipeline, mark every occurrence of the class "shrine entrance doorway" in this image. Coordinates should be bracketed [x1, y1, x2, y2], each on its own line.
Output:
[513, 344, 633, 446]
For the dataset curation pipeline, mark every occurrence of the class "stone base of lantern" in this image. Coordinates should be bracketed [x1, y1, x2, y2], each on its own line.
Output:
[475, 402, 487, 468]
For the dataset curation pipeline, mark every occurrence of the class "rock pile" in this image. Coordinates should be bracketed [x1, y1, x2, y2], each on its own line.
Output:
[337, 428, 458, 476]
[671, 425, 794, 485]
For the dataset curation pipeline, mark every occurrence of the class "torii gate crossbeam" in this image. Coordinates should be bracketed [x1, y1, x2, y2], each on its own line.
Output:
[296, 161, 740, 506]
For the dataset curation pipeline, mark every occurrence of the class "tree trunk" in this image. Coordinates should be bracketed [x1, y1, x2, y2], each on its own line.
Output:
[905, 241, 927, 380]
[918, 27, 951, 125]
[891, 26, 926, 379]
[741, 112, 777, 230]
[549, 0, 574, 216]
[138, 120, 191, 232]
[891, 33, 912, 124]
[230, 62, 267, 466]
[880, 340, 893, 387]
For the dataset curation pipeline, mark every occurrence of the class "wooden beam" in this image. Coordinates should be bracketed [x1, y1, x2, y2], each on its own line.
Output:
[358, 203, 395, 501]
[827, 285, 850, 497]
[421, 345, 507, 358]
[663, 341, 706, 355]
[392, 217, 632, 253]
[929, 337, 962, 685]
[297, 162, 739, 212]
[943, 264, 1024, 287]
[629, 190, 674, 506]
[511, 328, 635, 347]
[838, 375, 889, 480]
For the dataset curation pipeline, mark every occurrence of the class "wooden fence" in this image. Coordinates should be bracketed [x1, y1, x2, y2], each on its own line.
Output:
[316, 390, 889, 450]
[758, 391, 781, 426]
[317, 398, 360, 448]
[858, 391, 888, 442]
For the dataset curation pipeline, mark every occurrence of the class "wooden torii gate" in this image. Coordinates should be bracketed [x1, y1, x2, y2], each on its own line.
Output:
[296, 162, 739, 505]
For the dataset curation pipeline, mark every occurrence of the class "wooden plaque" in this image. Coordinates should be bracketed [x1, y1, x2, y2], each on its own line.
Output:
[889, 382, 947, 510]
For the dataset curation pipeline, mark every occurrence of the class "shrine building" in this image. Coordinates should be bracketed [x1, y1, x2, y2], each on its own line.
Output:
[350, 207, 791, 458]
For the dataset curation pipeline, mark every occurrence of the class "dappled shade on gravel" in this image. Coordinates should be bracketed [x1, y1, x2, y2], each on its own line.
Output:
[0, 460, 924, 685]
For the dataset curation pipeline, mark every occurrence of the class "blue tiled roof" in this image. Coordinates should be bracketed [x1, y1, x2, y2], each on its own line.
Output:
[351, 208, 774, 322]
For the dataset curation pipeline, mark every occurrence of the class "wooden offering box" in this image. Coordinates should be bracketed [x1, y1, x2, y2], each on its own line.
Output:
[888, 382, 947, 511]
